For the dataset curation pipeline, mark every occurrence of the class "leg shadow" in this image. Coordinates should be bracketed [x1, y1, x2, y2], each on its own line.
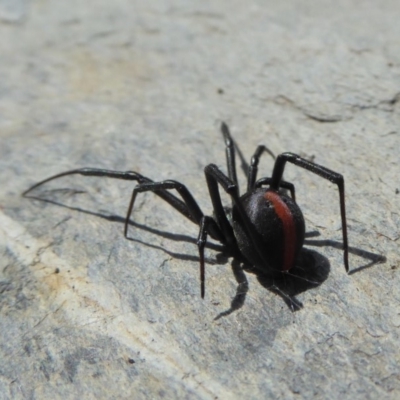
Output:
[25, 191, 386, 317]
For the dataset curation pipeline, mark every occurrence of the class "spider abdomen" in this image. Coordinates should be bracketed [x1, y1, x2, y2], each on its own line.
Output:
[232, 188, 305, 274]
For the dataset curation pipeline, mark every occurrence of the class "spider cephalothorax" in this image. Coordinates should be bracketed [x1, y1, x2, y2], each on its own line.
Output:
[23, 122, 349, 298]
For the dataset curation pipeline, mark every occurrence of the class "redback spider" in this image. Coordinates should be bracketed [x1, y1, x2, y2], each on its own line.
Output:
[23, 122, 349, 299]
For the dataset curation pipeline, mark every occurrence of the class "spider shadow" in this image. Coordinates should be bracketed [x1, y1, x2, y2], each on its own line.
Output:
[304, 238, 386, 275]
[214, 247, 329, 320]
[26, 192, 386, 319]
[24, 193, 227, 264]
[26, 193, 328, 314]
[214, 233, 385, 319]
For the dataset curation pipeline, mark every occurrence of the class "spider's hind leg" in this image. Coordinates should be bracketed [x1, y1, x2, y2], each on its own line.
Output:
[270, 152, 349, 272]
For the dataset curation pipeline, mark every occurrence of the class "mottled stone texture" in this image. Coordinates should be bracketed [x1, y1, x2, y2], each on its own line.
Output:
[1, 0, 399, 399]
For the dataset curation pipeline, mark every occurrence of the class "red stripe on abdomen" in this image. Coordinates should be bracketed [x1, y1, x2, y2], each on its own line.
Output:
[264, 191, 297, 271]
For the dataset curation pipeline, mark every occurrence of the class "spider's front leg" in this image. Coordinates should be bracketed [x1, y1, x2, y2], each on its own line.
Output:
[247, 144, 276, 191]
[220, 122, 239, 186]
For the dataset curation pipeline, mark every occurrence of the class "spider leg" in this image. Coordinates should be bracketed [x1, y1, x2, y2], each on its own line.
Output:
[197, 216, 215, 298]
[220, 122, 239, 188]
[247, 145, 276, 191]
[270, 153, 349, 272]
[204, 163, 272, 269]
[255, 177, 296, 201]
[24, 169, 226, 298]
[22, 168, 151, 196]
[23, 168, 200, 234]
[126, 180, 225, 298]
[231, 135, 250, 178]
[125, 180, 224, 242]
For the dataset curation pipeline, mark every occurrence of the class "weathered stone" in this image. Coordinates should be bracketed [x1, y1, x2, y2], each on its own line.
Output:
[1, 1, 399, 398]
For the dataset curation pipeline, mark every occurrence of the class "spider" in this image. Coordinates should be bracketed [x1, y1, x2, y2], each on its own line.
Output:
[23, 122, 349, 299]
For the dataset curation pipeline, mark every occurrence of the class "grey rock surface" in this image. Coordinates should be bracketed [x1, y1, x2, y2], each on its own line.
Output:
[0, 0, 399, 399]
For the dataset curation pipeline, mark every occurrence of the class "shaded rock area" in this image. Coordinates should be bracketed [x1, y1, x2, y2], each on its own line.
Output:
[0, 0, 399, 398]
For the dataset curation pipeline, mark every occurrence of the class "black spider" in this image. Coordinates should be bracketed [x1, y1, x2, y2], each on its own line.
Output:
[23, 123, 349, 298]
